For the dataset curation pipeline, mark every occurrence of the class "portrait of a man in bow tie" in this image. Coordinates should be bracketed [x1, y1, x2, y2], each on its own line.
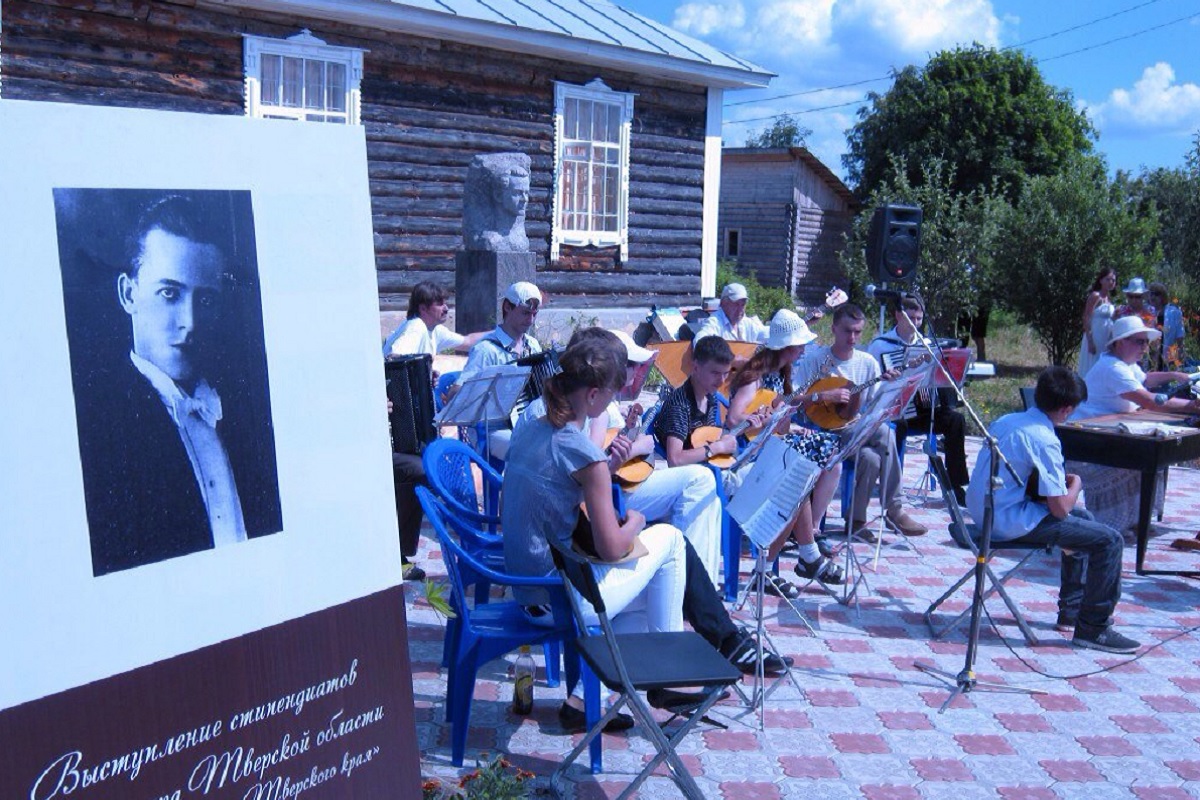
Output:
[56, 190, 283, 576]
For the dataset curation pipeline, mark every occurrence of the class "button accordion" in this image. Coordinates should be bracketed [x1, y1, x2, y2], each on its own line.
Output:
[385, 354, 437, 455]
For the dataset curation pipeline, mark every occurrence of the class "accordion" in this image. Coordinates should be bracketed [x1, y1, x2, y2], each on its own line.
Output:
[385, 354, 437, 455]
[511, 349, 561, 419]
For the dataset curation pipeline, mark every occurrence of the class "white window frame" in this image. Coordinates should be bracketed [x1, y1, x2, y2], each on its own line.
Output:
[724, 228, 741, 258]
[551, 78, 634, 262]
[243, 30, 364, 125]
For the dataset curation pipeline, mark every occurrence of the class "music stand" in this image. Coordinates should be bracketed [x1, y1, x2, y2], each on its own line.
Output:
[726, 435, 821, 729]
[823, 362, 931, 604]
[435, 364, 531, 466]
[885, 306, 1038, 712]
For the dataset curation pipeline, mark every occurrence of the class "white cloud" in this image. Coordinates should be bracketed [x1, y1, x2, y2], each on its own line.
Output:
[752, 0, 836, 50]
[1088, 63, 1200, 134]
[836, 0, 1001, 55]
[672, 0, 746, 37]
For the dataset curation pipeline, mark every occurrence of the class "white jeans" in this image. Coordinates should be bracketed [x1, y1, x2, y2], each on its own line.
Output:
[623, 465, 722, 587]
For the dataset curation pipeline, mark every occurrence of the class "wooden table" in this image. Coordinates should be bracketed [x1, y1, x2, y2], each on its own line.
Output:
[1057, 410, 1200, 576]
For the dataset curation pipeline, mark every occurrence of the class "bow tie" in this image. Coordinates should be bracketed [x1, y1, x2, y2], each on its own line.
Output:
[170, 382, 223, 428]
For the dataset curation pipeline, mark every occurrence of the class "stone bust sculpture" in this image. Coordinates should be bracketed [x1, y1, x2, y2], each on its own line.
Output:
[462, 153, 531, 252]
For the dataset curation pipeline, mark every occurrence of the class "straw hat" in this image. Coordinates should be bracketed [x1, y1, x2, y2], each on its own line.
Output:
[766, 309, 817, 350]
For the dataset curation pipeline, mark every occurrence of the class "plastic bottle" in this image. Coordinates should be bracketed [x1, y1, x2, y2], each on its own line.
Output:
[512, 645, 535, 715]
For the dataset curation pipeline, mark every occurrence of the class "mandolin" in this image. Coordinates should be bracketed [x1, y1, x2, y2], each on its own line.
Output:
[689, 410, 767, 468]
[806, 354, 932, 431]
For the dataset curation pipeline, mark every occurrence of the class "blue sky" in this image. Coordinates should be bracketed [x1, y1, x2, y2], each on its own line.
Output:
[622, 0, 1200, 183]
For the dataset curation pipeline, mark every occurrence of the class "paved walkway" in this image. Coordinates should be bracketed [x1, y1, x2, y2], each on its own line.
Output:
[409, 435, 1200, 798]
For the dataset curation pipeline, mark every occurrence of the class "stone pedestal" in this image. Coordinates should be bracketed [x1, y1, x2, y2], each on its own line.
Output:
[455, 250, 536, 333]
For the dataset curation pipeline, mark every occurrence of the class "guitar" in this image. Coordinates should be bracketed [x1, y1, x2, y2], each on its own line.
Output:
[806, 354, 932, 431]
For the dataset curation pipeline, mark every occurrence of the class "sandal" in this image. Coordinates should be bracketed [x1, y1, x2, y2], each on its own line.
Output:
[749, 571, 801, 600]
[1170, 537, 1200, 552]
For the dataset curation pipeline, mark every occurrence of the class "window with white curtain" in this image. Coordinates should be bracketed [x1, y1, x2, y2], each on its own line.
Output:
[552, 79, 634, 262]
[243, 30, 364, 125]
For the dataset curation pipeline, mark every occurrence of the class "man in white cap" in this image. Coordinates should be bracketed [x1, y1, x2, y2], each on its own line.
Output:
[693, 282, 769, 344]
[453, 280, 543, 457]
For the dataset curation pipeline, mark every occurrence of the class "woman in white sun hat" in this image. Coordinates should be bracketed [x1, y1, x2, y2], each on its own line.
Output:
[1067, 315, 1200, 531]
[725, 309, 845, 594]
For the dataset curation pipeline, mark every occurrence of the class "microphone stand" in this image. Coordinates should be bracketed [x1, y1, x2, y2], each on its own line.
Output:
[886, 305, 1042, 712]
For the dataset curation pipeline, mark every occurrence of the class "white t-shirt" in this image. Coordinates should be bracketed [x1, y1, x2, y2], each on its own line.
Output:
[794, 344, 882, 403]
[1072, 353, 1145, 419]
[384, 318, 465, 357]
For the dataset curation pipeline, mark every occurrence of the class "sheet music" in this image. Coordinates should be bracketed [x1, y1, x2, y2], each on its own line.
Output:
[434, 364, 531, 426]
[731, 405, 795, 470]
[727, 436, 821, 549]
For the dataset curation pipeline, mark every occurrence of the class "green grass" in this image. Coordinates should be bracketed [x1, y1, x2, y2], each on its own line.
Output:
[960, 311, 1048, 434]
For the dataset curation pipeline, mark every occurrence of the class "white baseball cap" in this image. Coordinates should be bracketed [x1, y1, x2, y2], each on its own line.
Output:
[766, 309, 817, 350]
[721, 283, 749, 302]
[611, 330, 656, 364]
[503, 281, 542, 308]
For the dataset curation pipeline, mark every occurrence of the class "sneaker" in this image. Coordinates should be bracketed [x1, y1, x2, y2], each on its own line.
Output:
[749, 571, 801, 600]
[401, 559, 426, 582]
[814, 534, 835, 558]
[724, 628, 794, 675]
[795, 554, 845, 585]
[558, 702, 634, 734]
[886, 509, 928, 537]
[1054, 612, 1077, 633]
[1073, 628, 1141, 655]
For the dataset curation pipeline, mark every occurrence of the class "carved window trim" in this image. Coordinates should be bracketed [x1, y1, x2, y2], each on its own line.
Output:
[243, 31, 364, 125]
[551, 78, 634, 263]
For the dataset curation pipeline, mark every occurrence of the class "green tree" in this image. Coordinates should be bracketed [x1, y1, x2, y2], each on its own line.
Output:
[744, 114, 811, 148]
[1126, 132, 1200, 301]
[840, 157, 1004, 329]
[844, 45, 1095, 201]
[995, 156, 1160, 366]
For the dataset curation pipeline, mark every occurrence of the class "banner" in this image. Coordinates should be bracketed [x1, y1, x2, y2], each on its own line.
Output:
[0, 100, 419, 798]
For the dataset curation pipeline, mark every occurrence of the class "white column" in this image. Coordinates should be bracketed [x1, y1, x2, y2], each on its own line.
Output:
[700, 86, 723, 299]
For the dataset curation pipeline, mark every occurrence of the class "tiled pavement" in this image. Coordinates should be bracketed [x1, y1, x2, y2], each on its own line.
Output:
[408, 435, 1200, 798]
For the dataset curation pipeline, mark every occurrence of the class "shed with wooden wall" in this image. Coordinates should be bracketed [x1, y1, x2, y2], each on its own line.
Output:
[718, 147, 857, 305]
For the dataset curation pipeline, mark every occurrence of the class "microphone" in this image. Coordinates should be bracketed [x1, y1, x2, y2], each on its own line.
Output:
[864, 284, 914, 302]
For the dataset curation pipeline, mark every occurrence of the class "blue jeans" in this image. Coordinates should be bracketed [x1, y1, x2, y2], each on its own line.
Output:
[1007, 508, 1124, 634]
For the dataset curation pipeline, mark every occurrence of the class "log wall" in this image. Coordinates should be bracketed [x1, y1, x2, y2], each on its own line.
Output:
[1, 0, 709, 310]
[718, 152, 852, 305]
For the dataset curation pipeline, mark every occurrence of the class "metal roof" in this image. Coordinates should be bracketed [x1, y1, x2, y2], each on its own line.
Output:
[219, 0, 774, 88]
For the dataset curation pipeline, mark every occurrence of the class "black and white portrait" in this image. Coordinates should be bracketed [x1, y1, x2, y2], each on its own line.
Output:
[54, 189, 283, 577]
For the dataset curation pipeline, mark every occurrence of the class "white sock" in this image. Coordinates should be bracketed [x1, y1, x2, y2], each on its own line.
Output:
[797, 542, 821, 562]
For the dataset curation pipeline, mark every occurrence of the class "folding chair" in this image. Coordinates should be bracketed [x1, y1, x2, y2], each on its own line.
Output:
[548, 538, 741, 799]
[923, 456, 1051, 646]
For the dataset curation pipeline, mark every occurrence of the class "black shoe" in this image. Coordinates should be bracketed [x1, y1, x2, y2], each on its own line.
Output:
[724, 629, 793, 675]
[647, 687, 729, 713]
[401, 559, 426, 582]
[558, 702, 634, 734]
[953, 486, 967, 507]
[1055, 612, 1077, 633]
[1073, 628, 1140, 654]
[749, 571, 801, 600]
[814, 535, 835, 558]
[795, 555, 845, 585]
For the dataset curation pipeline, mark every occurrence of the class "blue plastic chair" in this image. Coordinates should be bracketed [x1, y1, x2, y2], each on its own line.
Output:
[418, 487, 604, 772]
[434, 370, 461, 413]
[423, 437, 502, 533]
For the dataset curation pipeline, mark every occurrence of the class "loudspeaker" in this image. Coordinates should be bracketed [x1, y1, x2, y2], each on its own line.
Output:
[866, 203, 922, 283]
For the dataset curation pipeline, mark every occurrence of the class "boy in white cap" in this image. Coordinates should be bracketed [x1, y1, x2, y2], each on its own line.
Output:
[694, 282, 769, 344]
[453, 281, 543, 457]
